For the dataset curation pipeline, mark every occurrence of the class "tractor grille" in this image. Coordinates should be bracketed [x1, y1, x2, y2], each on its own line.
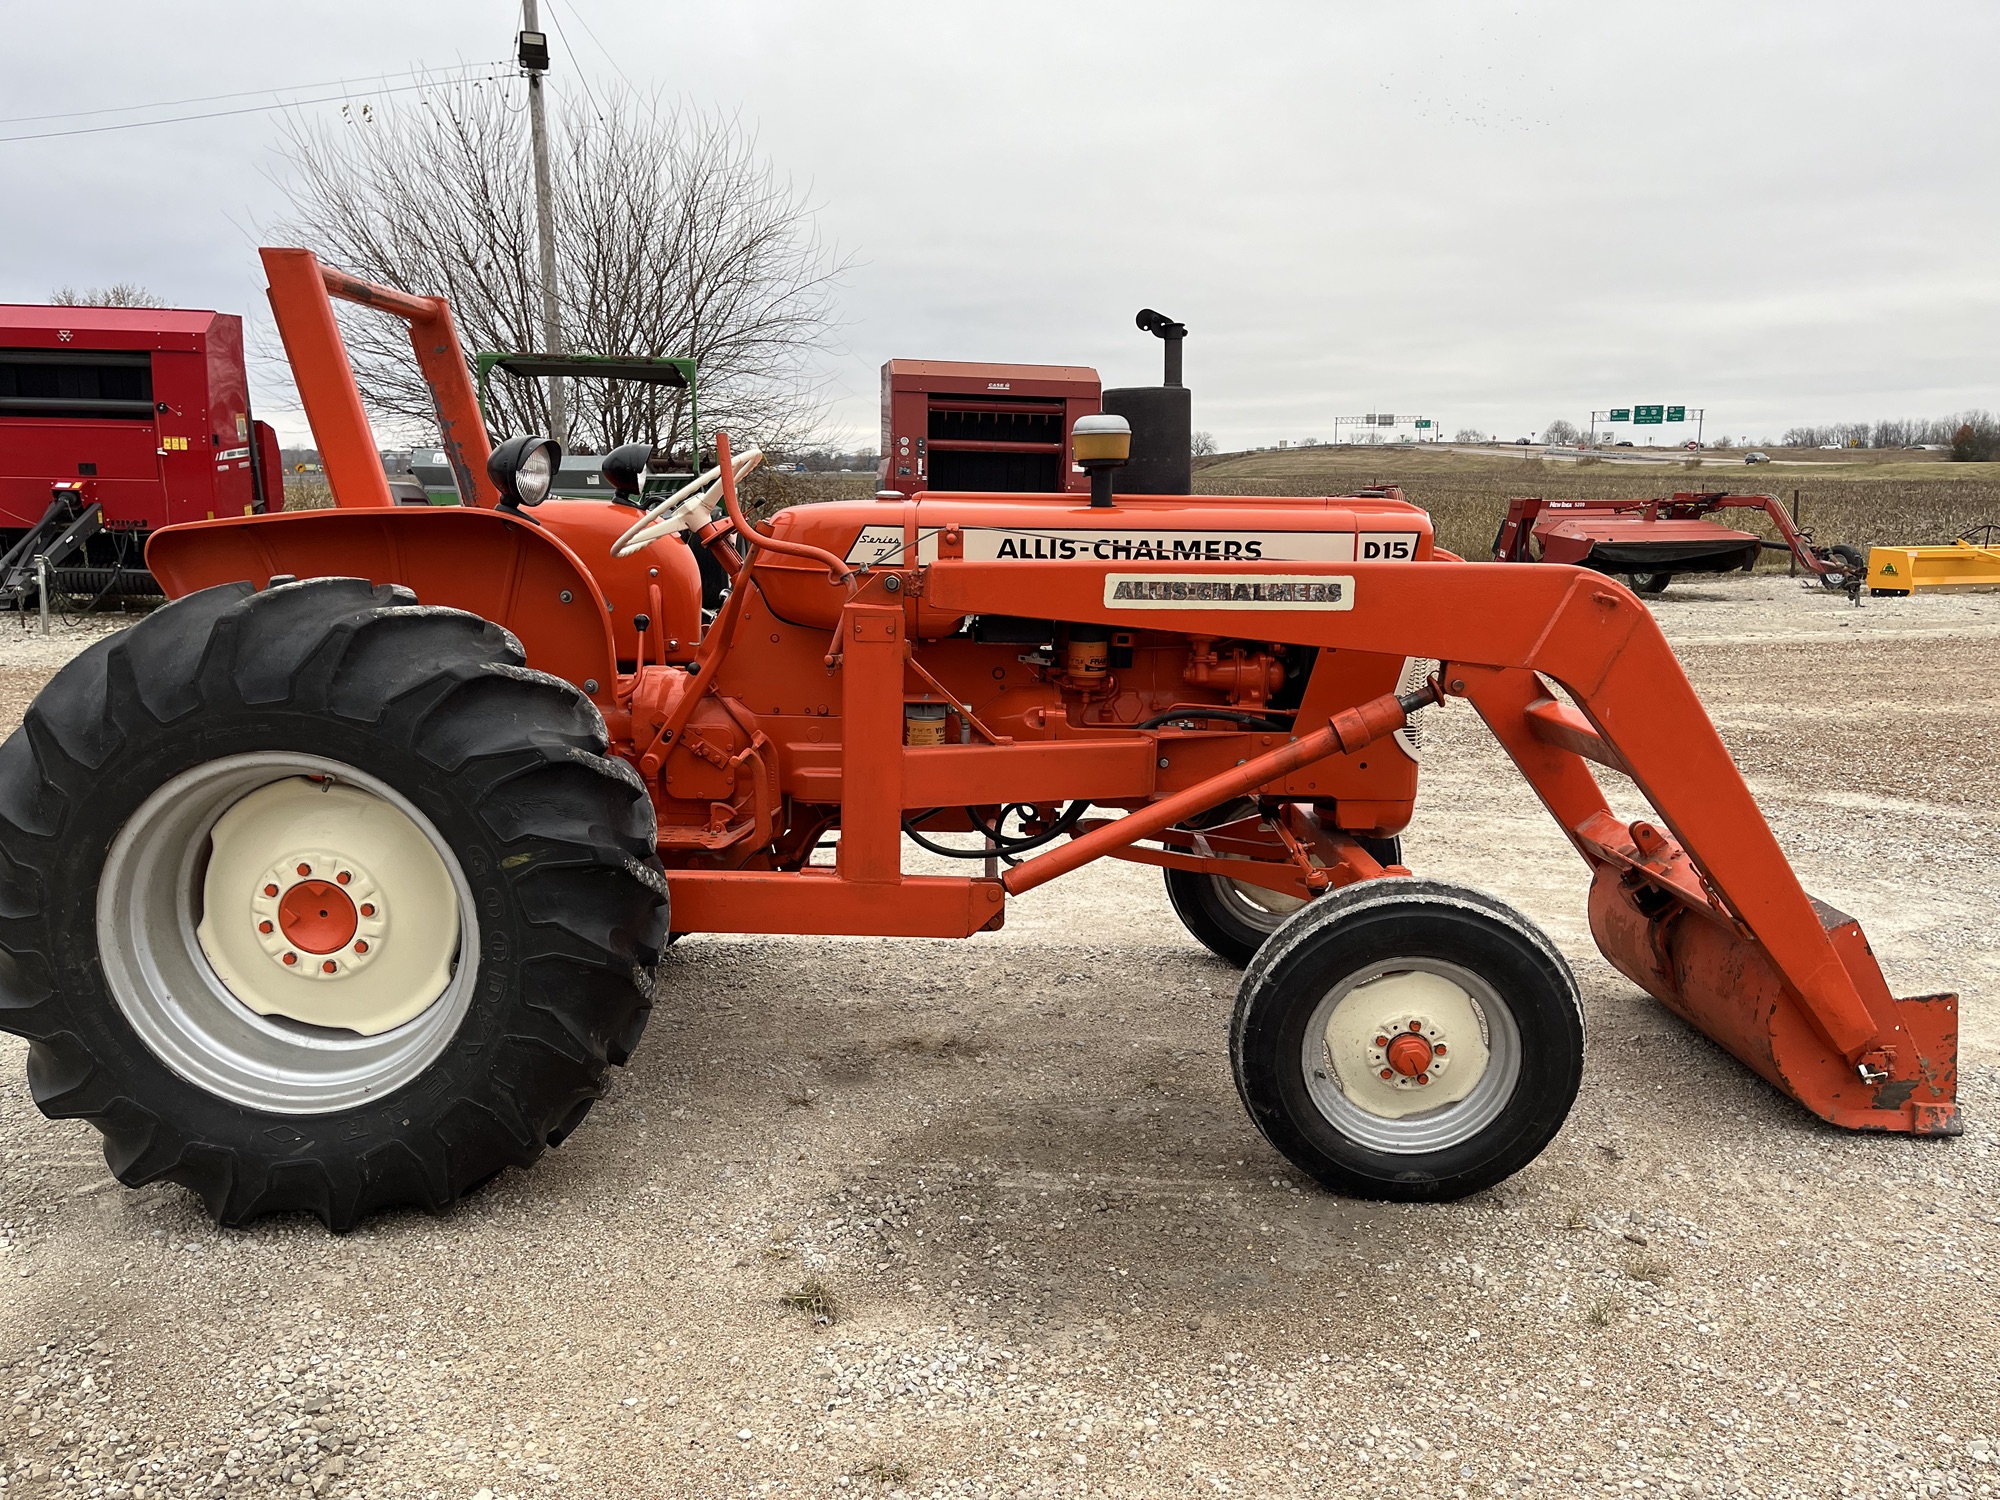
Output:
[1393, 657, 1437, 761]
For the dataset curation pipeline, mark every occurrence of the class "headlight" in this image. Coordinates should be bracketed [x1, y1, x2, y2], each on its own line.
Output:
[487, 434, 564, 509]
[515, 444, 553, 504]
[600, 441, 655, 503]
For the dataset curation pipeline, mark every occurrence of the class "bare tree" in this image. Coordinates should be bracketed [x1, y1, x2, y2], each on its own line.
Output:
[1190, 430, 1217, 457]
[1542, 418, 1581, 446]
[49, 283, 168, 307]
[1951, 413, 2000, 462]
[272, 78, 847, 456]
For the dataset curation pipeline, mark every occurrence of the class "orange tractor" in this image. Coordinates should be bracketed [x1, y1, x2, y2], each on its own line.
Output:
[0, 251, 1958, 1229]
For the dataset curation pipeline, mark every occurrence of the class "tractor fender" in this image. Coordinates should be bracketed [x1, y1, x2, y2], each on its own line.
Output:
[145, 507, 620, 703]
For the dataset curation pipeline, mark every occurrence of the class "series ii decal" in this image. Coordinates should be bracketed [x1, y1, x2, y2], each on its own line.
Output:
[1102, 574, 1355, 610]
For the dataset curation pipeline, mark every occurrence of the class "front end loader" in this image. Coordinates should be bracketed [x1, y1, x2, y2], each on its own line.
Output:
[0, 250, 1957, 1230]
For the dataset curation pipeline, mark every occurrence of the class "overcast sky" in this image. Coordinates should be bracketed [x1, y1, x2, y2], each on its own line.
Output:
[4, 0, 1994, 450]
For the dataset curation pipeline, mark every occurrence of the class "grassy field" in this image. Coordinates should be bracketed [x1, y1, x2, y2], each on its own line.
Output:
[285, 447, 2000, 566]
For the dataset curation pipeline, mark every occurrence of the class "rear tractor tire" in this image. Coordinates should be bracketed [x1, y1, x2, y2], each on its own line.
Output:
[0, 578, 667, 1229]
[1230, 879, 1583, 1201]
[1164, 799, 1400, 968]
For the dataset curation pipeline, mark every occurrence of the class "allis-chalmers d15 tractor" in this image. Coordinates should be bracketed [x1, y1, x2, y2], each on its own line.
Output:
[0, 251, 1958, 1230]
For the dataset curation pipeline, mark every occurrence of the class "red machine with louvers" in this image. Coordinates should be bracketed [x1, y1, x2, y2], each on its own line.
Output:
[0, 304, 282, 602]
[879, 358, 1100, 498]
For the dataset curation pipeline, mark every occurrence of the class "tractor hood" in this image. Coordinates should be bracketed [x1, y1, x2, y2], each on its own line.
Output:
[758, 490, 1436, 632]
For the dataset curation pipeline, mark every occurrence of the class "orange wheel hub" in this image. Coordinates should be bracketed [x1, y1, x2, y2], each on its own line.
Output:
[277, 878, 358, 954]
[1384, 1031, 1435, 1078]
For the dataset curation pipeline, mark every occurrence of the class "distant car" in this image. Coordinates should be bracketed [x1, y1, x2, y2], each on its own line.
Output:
[1615, 441, 1635, 448]
[1744, 451, 1771, 464]
[1516, 438, 1534, 445]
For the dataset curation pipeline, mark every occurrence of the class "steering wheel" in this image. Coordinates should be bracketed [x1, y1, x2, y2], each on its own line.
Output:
[609, 446, 764, 558]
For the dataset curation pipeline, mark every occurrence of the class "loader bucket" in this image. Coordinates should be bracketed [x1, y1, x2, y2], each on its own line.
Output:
[1588, 866, 1958, 1133]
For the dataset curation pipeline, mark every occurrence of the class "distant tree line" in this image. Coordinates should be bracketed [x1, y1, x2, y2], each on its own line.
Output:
[48, 284, 167, 307]
[1780, 412, 1999, 460]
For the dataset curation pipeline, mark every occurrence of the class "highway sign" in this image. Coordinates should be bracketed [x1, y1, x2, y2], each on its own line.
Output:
[1666, 405, 1686, 423]
[1414, 419, 1432, 429]
[1608, 408, 1630, 422]
[1633, 404, 1665, 425]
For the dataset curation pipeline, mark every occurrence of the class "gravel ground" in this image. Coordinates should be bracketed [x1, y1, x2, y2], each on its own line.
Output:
[1, 578, 1997, 1500]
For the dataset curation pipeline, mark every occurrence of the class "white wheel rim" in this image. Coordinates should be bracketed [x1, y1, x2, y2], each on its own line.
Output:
[97, 753, 480, 1116]
[1299, 959, 1521, 1154]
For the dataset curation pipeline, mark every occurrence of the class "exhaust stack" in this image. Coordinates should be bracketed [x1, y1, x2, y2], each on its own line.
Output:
[1104, 308, 1192, 496]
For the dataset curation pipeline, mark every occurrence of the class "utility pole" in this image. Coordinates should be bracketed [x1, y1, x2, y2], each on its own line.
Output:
[517, 9, 566, 445]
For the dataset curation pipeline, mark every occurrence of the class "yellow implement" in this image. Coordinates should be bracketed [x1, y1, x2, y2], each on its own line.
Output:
[1868, 532, 2000, 595]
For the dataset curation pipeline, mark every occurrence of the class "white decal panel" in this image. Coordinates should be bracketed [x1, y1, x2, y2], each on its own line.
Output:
[965, 528, 1371, 563]
[841, 524, 1420, 569]
[843, 526, 943, 565]
[1103, 574, 1356, 610]
[844, 524, 905, 564]
[1358, 532, 1419, 561]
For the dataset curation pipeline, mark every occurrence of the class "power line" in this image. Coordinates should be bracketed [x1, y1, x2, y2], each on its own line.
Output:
[0, 60, 507, 127]
[541, 0, 609, 122]
[0, 71, 514, 145]
[555, 0, 642, 99]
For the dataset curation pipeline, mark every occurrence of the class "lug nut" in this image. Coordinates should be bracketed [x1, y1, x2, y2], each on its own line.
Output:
[282, 953, 297, 966]
[259, 920, 274, 934]
[264, 883, 280, 897]
[296, 862, 312, 877]
[354, 940, 369, 954]
[360, 903, 376, 917]
[322, 960, 337, 974]
[336, 871, 351, 885]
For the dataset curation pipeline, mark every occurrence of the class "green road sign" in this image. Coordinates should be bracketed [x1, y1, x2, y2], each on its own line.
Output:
[1608, 408, 1631, 421]
[1414, 419, 1432, 429]
[1666, 405, 1686, 423]
[1634, 404, 1665, 425]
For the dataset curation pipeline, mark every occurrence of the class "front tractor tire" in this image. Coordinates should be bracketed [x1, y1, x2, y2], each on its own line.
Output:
[0, 578, 666, 1230]
[1231, 879, 1583, 1201]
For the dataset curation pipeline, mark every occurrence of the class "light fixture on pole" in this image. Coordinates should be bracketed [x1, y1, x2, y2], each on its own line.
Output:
[518, 10, 566, 446]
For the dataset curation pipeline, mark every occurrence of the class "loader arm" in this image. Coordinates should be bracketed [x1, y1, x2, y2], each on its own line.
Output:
[924, 557, 1957, 1137]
